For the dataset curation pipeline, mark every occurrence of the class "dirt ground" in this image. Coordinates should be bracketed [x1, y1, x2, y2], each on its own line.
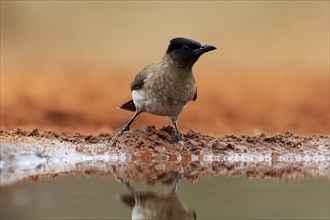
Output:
[0, 127, 328, 185]
[1, 126, 328, 159]
[1, 70, 329, 136]
[1, 69, 328, 185]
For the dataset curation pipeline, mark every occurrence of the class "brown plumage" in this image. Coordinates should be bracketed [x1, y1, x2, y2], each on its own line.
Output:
[119, 174, 196, 220]
[120, 37, 216, 142]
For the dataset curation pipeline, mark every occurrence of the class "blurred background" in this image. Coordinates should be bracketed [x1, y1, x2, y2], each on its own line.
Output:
[1, 1, 329, 135]
[1, 3, 329, 219]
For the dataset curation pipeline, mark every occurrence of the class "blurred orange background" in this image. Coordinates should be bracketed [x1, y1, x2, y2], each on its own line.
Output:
[1, 1, 329, 135]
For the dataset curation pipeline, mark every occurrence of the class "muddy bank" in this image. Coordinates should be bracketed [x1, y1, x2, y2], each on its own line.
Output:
[0, 127, 329, 185]
[1, 126, 328, 160]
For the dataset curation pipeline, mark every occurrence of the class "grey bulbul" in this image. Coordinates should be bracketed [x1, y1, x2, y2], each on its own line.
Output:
[119, 173, 196, 219]
[120, 37, 216, 142]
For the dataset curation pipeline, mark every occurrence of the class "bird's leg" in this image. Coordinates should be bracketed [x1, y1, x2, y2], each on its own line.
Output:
[170, 116, 181, 143]
[122, 180, 138, 200]
[171, 172, 182, 194]
[120, 110, 141, 135]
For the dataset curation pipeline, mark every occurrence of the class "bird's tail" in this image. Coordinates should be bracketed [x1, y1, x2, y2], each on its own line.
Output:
[119, 99, 136, 112]
[118, 192, 157, 208]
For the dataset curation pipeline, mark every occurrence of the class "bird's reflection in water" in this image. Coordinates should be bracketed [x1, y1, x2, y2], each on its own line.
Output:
[119, 173, 196, 220]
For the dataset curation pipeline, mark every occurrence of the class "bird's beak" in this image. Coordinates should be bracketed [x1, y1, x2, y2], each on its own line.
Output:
[194, 44, 217, 56]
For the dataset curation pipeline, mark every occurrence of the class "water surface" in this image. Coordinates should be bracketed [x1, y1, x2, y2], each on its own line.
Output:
[1, 172, 329, 219]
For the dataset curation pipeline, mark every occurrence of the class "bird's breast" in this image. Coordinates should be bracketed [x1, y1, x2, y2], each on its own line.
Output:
[132, 67, 196, 117]
[132, 89, 188, 116]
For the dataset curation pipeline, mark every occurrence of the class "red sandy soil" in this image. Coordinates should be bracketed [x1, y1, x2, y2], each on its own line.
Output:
[0, 126, 330, 162]
[1, 70, 329, 136]
[1, 127, 328, 184]
[1, 126, 328, 158]
[2, 70, 328, 185]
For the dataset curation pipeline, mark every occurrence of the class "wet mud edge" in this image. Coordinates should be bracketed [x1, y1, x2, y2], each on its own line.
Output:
[0, 126, 329, 184]
[1, 126, 328, 160]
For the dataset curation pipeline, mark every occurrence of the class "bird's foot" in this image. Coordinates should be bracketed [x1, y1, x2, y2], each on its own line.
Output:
[120, 125, 130, 135]
[173, 172, 182, 181]
[171, 132, 181, 143]
[171, 172, 182, 194]
[122, 180, 130, 188]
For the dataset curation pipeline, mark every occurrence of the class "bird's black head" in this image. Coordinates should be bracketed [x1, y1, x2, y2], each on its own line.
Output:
[166, 37, 216, 67]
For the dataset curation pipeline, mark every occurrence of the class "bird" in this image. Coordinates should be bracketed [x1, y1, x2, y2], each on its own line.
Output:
[119, 37, 216, 142]
[119, 173, 196, 220]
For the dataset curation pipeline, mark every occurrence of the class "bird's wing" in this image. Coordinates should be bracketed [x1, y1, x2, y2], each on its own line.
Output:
[193, 88, 197, 101]
[120, 65, 154, 111]
[130, 67, 150, 91]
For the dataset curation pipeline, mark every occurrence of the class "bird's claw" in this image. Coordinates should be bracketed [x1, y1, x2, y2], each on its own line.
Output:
[173, 172, 182, 181]
[120, 126, 130, 135]
[123, 180, 130, 188]
[171, 132, 181, 143]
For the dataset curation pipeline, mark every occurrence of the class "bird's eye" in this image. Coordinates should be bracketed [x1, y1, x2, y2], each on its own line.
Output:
[183, 45, 190, 51]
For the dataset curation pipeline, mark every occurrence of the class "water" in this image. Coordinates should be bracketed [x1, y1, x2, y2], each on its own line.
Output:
[1, 173, 329, 219]
[0, 138, 329, 219]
